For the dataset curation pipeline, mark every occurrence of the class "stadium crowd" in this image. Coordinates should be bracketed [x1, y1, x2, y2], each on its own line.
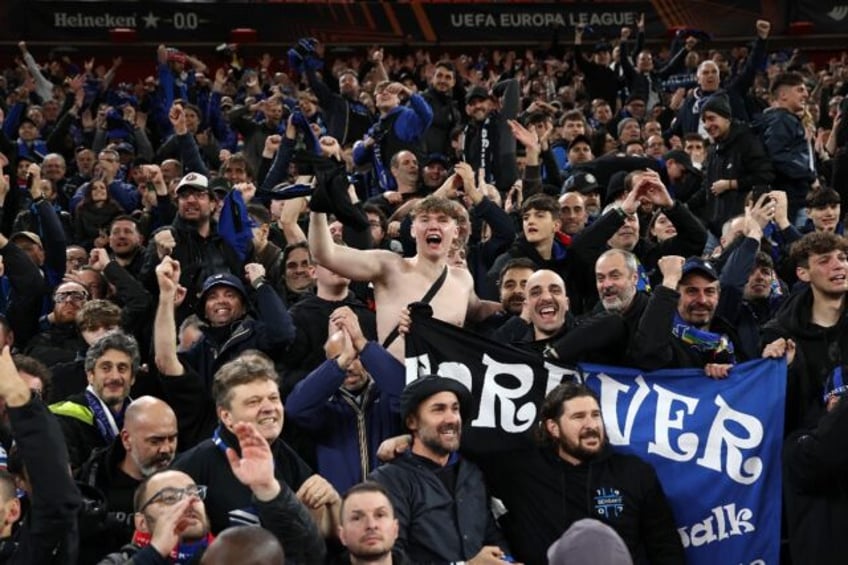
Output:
[0, 13, 846, 564]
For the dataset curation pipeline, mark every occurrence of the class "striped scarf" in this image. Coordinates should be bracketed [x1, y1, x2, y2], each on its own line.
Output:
[672, 312, 736, 364]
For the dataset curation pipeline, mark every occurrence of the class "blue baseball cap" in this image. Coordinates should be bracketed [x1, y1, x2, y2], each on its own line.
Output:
[681, 256, 719, 281]
[199, 273, 247, 304]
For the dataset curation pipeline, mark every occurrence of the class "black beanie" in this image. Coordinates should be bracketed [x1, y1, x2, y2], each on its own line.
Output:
[700, 94, 732, 120]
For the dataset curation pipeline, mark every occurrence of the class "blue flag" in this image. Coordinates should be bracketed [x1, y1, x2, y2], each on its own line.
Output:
[404, 306, 786, 565]
[581, 360, 785, 565]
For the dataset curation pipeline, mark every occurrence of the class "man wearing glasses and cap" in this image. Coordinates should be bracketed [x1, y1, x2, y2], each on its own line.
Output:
[99, 421, 325, 564]
[140, 172, 244, 323]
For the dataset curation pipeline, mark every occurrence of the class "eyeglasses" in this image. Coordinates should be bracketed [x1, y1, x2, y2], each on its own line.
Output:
[138, 484, 207, 513]
[54, 291, 89, 304]
[177, 190, 211, 200]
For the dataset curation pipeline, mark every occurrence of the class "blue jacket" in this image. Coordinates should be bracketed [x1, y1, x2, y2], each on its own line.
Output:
[756, 107, 816, 200]
[352, 94, 433, 189]
[285, 342, 404, 493]
[715, 235, 785, 360]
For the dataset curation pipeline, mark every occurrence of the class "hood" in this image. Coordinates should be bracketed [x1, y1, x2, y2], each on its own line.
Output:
[768, 285, 822, 338]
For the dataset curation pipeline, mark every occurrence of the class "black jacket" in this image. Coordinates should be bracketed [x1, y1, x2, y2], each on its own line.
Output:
[573, 43, 619, 108]
[49, 392, 111, 471]
[0, 240, 51, 350]
[97, 481, 325, 565]
[421, 87, 461, 156]
[783, 394, 848, 565]
[620, 35, 688, 109]
[477, 445, 685, 565]
[173, 426, 314, 537]
[368, 452, 508, 563]
[178, 283, 295, 393]
[24, 321, 86, 369]
[463, 79, 519, 192]
[0, 399, 81, 565]
[761, 286, 848, 434]
[690, 120, 774, 237]
[569, 201, 707, 310]
[629, 285, 744, 371]
[140, 216, 244, 324]
[305, 67, 373, 148]
[282, 291, 377, 396]
[76, 439, 139, 564]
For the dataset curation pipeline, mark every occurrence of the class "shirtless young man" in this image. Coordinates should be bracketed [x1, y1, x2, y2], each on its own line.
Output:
[309, 194, 500, 361]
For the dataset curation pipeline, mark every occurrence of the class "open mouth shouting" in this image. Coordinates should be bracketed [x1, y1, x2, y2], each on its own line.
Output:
[536, 302, 559, 324]
[424, 233, 443, 249]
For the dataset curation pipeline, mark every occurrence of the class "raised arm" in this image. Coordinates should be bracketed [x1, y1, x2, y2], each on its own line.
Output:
[308, 211, 395, 282]
[153, 256, 186, 377]
[1, 346, 81, 561]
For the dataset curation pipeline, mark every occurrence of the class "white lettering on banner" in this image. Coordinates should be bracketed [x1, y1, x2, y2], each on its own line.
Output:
[649, 384, 700, 462]
[593, 373, 764, 485]
[54, 12, 137, 28]
[408, 352, 765, 484]
[543, 361, 580, 395]
[432, 361, 473, 396]
[697, 395, 764, 485]
[406, 353, 577, 432]
[449, 12, 636, 29]
[678, 503, 755, 548]
[597, 374, 650, 444]
[472, 354, 536, 432]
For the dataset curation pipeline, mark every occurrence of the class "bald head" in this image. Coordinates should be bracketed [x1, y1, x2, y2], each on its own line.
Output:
[125, 396, 177, 431]
[201, 526, 284, 565]
[525, 269, 568, 339]
[121, 396, 178, 478]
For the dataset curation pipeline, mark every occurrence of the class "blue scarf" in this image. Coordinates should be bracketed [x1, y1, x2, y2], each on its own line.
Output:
[85, 386, 129, 443]
[672, 312, 736, 364]
[370, 107, 403, 192]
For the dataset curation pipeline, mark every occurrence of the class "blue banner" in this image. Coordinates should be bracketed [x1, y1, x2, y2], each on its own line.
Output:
[404, 306, 786, 565]
[582, 360, 785, 565]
